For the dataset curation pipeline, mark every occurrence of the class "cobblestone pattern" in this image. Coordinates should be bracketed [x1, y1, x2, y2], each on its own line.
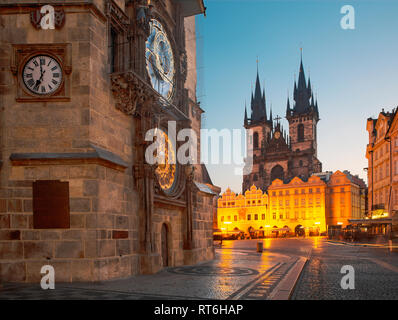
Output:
[292, 254, 398, 300]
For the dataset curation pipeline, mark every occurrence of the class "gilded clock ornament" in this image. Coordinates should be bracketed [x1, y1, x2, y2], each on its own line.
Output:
[22, 55, 63, 95]
[155, 130, 177, 192]
[145, 19, 175, 102]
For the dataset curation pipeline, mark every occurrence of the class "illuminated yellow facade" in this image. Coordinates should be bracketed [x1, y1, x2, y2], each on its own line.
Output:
[268, 176, 327, 235]
[217, 172, 366, 237]
[217, 186, 269, 237]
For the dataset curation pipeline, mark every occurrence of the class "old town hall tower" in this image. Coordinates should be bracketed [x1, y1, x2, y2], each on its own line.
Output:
[243, 56, 322, 192]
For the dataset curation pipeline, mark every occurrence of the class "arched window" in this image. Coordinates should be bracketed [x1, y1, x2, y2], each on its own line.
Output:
[253, 132, 259, 149]
[298, 124, 304, 142]
[271, 165, 284, 182]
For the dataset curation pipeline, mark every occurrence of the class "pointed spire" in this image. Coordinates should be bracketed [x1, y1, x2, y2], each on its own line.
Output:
[269, 103, 274, 123]
[286, 96, 291, 117]
[298, 55, 307, 90]
[244, 103, 248, 125]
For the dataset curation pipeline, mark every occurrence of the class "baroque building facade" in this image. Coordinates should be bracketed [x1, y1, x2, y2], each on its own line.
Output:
[366, 108, 398, 236]
[243, 58, 322, 193]
[0, 0, 219, 282]
[218, 171, 366, 238]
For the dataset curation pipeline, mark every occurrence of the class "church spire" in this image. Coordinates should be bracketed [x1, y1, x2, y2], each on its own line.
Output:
[249, 63, 267, 124]
[292, 52, 312, 114]
[286, 96, 291, 117]
[244, 103, 248, 125]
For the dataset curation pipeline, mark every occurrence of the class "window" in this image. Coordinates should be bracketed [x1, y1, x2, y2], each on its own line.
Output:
[301, 199, 306, 206]
[279, 201, 283, 207]
[301, 189, 305, 194]
[262, 214, 265, 220]
[295, 199, 299, 206]
[247, 214, 251, 221]
[280, 214, 283, 219]
[227, 216, 231, 221]
[286, 212, 290, 219]
[253, 132, 259, 149]
[286, 190, 290, 195]
[221, 216, 224, 222]
[341, 188, 345, 193]
[298, 124, 304, 142]
[234, 216, 238, 222]
[309, 188, 313, 194]
[316, 188, 320, 193]
[255, 214, 258, 221]
[273, 213, 276, 220]
[279, 191, 283, 196]
[286, 200, 290, 206]
[33, 180, 70, 229]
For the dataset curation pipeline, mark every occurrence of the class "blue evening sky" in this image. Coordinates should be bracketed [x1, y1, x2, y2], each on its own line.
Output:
[195, 0, 398, 193]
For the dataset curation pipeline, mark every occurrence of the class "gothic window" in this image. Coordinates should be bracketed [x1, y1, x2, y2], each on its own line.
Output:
[107, 2, 128, 74]
[259, 165, 264, 177]
[271, 165, 284, 182]
[298, 124, 304, 142]
[253, 132, 259, 149]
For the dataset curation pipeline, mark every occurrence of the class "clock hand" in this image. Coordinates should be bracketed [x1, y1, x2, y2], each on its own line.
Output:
[37, 69, 46, 84]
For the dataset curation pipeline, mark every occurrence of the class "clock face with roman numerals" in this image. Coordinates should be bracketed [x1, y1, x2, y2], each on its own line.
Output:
[22, 55, 63, 95]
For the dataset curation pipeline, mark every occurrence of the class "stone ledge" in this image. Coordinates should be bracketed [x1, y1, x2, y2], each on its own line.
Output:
[9, 145, 128, 172]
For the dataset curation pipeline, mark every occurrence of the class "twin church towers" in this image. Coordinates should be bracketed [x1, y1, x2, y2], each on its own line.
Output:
[243, 56, 322, 192]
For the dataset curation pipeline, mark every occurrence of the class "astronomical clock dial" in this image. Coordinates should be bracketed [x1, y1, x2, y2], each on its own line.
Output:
[155, 130, 177, 193]
[22, 55, 63, 95]
[145, 19, 175, 102]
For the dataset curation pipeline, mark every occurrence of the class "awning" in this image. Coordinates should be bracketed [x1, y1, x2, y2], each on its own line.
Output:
[348, 218, 392, 225]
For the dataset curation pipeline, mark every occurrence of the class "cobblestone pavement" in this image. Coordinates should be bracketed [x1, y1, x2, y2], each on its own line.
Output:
[291, 240, 398, 300]
[1, 238, 396, 300]
[0, 240, 301, 300]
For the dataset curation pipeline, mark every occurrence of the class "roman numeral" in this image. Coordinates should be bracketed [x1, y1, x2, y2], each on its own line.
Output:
[52, 79, 58, 85]
[48, 84, 53, 91]
[25, 73, 32, 78]
[33, 60, 39, 67]
[41, 86, 46, 93]
[40, 58, 45, 65]
[27, 79, 34, 87]
[53, 73, 60, 78]
[51, 66, 57, 71]
[27, 67, 34, 71]
[47, 60, 52, 66]
[33, 82, 40, 92]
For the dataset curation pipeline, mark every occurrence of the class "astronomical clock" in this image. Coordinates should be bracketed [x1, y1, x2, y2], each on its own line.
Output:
[145, 19, 175, 103]
[154, 129, 178, 194]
